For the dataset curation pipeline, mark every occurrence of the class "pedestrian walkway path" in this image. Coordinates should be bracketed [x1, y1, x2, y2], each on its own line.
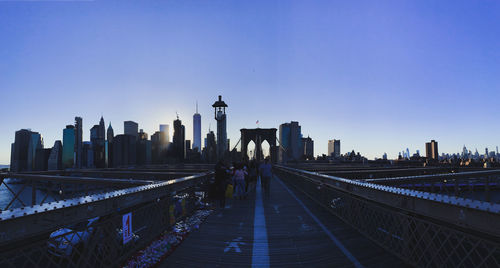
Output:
[161, 175, 405, 267]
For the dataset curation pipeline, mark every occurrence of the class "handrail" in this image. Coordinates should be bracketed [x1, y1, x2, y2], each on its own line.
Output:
[276, 165, 500, 238]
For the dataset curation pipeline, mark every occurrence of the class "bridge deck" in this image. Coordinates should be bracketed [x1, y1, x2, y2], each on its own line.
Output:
[161, 175, 406, 267]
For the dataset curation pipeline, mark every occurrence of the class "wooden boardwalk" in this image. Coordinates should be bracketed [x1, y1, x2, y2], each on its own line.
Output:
[161, 175, 406, 267]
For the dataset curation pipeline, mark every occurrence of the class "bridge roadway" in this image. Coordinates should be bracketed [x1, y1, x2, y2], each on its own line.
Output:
[161, 175, 405, 267]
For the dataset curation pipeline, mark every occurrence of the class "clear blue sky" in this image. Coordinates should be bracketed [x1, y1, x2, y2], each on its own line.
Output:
[1, 0, 499, 164]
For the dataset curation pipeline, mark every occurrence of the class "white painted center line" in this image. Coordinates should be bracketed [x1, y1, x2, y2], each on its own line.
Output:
[252, 176, 270, 268]
[275, 176, 364, 268]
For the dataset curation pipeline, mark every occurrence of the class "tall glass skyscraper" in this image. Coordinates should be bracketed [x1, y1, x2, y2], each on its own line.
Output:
[193, 103, 201, 152]
[63, 125, 75, 169]
[74, 117, 83, 169]
[124, 121, 138, 140]
[279, 121, 302, 162]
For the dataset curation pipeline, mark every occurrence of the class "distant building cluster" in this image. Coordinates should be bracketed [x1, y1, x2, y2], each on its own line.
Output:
[10, 94, 498, 169]
[9, 96, 237, 171]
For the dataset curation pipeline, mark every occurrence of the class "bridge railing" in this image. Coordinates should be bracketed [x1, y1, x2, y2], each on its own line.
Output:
[275, 166, 500, 268]
[0, 171, 213, 268]
[0, 173, 156, 210]
[364, 170, 500, 203]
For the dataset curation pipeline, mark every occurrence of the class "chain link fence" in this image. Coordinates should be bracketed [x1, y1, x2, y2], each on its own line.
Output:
[0, 172, 212, 267]
[275, 167, 500, 268]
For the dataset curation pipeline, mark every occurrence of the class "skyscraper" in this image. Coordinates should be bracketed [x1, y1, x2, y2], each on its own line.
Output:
[107, 122, 114, 168]
[193, 103, 202, 153]
[159, 124, 169, 153]
[90, 118, 106, 168]
[27, 132, 42, 171]
[425, 140, 439, 160]
[328, 139, 341, 158]
[279, 121, 302, 162]
[173, 116, 186, 160]
[124, 121, 138, 140]
[212, 95, 228, 160]
[48, 140, 63, 170]
[11, 129, 33, 172]
[113, 134, 136, 167]
[63, 125, 75, 169]
[137, 129, 152, 166]
[302, 136, 314, 160]
[74, 117, 83, 169]
[203, 130, 217, 163]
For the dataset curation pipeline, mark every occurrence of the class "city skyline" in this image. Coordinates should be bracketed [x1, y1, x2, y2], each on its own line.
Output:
[1, 1, 499, 163]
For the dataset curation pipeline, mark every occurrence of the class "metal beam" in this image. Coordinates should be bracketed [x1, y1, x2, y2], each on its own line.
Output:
[0, 172, 213, 246]
[276, 166, 500, 239]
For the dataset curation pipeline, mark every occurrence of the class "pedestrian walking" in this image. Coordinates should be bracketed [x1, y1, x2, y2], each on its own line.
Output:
[248, 161, 258, 191]
[232, 163, 248, 199]
[259, 157, 273, 194]
[214, 160, 228, 208]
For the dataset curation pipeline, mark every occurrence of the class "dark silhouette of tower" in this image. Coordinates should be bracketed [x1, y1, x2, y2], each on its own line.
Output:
[107, 122, 114, 168]
[74, 117, 83, 169]
[173, 116, 186, 160]
[426, 140, 439, 160]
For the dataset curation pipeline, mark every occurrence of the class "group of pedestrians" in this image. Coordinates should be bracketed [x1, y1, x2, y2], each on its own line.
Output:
[212, 158, 273, 208]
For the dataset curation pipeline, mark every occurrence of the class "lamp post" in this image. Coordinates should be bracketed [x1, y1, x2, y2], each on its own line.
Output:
[212, 95, 228, 160]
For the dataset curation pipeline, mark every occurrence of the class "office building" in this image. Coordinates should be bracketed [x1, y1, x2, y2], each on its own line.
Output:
[193, 103, 202, 152]
[82, 141, 94, 168]
[302, 136, 314, 160]
[203, 131, 217, 163]
[124, 121, 138, 140]
[74, 117, 83, 169]
[279, 121, 302, 162]
[173, 117, 186, 160]
[426, 140, 439, 160]
[11, 129, 34, 172]
[107, 123, 114, 168]
[62, 125, 75, 169]
[27, 132, 43, 171]
[137, 129, 152, 166]
[159, 124, 170, 150]
[113, 134, 137, 167]
[48, 140, 63, 170]
[328, 139, 341, 158]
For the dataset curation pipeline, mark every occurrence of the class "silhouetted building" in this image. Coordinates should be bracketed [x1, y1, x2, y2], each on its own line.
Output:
[212, 95, 228, 160]
[172, 117, 186, 160]
[113, 134, 137, 167]
[89, 116, 106, 168]
[35, 148, 51, 171]
[107, 123, 114, 168]
[27, 132, 43, 171]
[82, 141, 94, 168]
[302, 136, 314, 160]
[151, 131, 162, 164]
[159, 124, 170, 151]
[48, 140, 63, 170]
[62, 125, 75, 169]
[11, 129, 34, 172]
[193, 103, 202, 152]
[74, 117, 83, 169]
[279, 121, 302, 162]
[426, 140, 439, 160]
[203, 130, 217, 163]
[328, 139, 341, 158]
[137, 129, 152, 166]
[124, 121, 138, 140]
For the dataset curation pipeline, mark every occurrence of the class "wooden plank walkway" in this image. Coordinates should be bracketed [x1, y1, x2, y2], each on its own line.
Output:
[161, 175, 406, 267]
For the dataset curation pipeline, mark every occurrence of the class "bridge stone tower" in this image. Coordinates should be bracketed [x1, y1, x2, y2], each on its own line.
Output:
[241, 128, 277, 163]
[212, 95, 228, 160]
